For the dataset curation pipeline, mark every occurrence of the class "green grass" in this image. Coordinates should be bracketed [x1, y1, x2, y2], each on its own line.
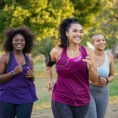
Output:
[109, 60, 118, 96]
[33, 59, 118, 107]
[109, 75, 118, 96]
[34, 77, 52, 105]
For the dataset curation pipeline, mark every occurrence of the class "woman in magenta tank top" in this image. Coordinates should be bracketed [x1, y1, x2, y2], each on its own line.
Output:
[0, 26, 38, 118]
[45, 18, 98, 118]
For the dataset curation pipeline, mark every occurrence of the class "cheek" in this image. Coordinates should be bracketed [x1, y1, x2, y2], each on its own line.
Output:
[23, 41, 26, 46]
[93, 42, 99, 47]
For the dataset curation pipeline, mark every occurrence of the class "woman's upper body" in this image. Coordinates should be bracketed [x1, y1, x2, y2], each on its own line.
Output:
[89, 34, 114, 86]
[45, 18, 98, 106]
[0, 26, 38, 104]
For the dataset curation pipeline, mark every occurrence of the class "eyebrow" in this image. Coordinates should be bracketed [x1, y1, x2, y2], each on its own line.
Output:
[72, 29, 83, 31]
[96, 38, 104, 40]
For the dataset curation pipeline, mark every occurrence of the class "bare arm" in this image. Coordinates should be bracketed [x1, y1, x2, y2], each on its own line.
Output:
[0, 54, 14, 84]
[45, 47, 62, 91]
[108, 52, 114, 83]
[83, 47, 99, 83]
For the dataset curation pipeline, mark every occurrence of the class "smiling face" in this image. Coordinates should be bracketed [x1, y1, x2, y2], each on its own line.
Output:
[92, 34, 106, 50]
[66, 23, 83, 45]
[12, 34, 26, 52]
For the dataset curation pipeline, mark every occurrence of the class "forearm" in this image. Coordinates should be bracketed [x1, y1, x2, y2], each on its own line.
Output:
[0, 72, 13, 84]
[45, 66, 53, 82]
[108, 75, 114, 83]
[89, 66, 99, 83]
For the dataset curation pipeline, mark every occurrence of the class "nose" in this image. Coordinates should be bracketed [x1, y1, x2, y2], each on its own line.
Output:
[100, 40, 104, 43]
[17, 39, 24, 43]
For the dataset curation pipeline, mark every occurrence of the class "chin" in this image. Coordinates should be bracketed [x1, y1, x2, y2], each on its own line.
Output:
[99, 48, 105, 51]
[15, 49, 23, 52]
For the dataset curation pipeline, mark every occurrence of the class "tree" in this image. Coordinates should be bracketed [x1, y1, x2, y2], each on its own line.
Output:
[85, 0, 118, 58]
[70, 0, 108, 28]
[32, 37, 55, 56]
[0, 0, 74, 44]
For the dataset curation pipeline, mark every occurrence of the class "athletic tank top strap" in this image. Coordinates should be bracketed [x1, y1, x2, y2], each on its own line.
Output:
[80, 46, 88, 58]
[5, 52, 13, 72]
[24, 54, 29, 66]
[62, 47, 67, 57]
[104, 52, 109, 67]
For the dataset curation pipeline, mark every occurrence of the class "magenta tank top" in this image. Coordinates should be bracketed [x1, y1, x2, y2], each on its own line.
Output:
[52, 46, 90, 106]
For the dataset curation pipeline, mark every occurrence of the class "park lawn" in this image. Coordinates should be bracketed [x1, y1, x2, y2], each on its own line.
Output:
[109, 60, 118, 97]
[33, 60, 118, 109]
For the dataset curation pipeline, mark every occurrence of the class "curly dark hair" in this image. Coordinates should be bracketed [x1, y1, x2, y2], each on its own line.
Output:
[2, 26, 35, 53]
[59, 17, 81, 48]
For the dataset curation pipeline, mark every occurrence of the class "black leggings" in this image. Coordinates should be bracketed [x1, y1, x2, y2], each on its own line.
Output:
[51, 100, 89, 118]
[0, 102, 33, 118]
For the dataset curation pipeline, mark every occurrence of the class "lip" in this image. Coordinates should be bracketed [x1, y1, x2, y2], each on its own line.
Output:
[74, 37, 82, 41]
[99, 44, 105, 48]
[15, 44, 25, 49]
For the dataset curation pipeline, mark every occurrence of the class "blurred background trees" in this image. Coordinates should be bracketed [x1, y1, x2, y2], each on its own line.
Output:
[0, 0, 118, 58]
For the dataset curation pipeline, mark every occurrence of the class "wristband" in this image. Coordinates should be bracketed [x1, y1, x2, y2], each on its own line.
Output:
[11, 71, 16, 76]
[105, 78, 109, 85]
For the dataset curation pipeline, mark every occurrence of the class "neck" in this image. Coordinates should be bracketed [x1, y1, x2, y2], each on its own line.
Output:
[67, 44, 80, 58]
[94, 49, 104, 56]
[13, 50, 23, 56]
[68, 43, 79, 51]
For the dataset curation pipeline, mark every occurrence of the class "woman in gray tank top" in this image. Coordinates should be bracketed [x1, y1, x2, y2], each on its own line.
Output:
[86, 34, 114, 118]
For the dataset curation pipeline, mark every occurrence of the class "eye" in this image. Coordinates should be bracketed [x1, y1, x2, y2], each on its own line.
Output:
[14, 39, 18, 42]
[73, 29, 77, 32]
[96, 39, 100, 42]
[20, 39, 25, 42]
[80, 30, 83, 33]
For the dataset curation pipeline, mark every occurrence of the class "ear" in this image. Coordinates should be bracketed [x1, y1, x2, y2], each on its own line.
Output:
[92, 40, 95, 46]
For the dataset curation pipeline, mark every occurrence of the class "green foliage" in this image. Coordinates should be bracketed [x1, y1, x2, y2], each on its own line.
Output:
[0, 0, 74, 54]
[0, 0, 117, 54]
[87, 0, 118, 49]
[70, 0, 108, 28]
[32, 37, 54, 57]
[0, 0, 74, 42]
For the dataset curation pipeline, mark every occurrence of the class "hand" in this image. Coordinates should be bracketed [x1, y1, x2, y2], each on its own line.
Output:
[14, 65, 23, 75]
[83, 56, 93, 69]
[46, 81, 53, 91]
[25, 67, 34, 80]
[99, 77, 107, 86]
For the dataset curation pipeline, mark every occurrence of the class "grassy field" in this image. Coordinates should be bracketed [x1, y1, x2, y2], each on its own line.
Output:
[34, 59, 118, 99]
[109, 60, 118, 97]
[31, 60, 118, 117]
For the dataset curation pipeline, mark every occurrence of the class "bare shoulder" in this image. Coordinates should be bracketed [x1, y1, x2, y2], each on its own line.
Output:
[28, 56, 33, 64]
[50, 46, 63, 61]
[0, 53, 10, 64]
[51, 46, 62, 55]
[106, 51, 114, 63]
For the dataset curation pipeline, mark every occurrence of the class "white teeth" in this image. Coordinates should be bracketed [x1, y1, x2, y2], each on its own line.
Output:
[100, 45, 104, 48]
[75, 38, 81, 41]
[17, 45, 22, 48]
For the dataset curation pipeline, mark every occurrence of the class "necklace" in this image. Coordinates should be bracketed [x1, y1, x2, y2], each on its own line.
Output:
[68, 47, 79, 58]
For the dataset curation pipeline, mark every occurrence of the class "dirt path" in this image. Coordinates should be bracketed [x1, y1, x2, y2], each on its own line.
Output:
[106, 104, 118, 118]
[32, 102, 118, 118]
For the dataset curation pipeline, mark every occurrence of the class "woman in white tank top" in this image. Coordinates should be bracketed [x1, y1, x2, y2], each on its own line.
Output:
[86, 34, 114, 118]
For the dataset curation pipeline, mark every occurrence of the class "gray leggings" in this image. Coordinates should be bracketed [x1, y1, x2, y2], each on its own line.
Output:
[51, 100, 89, 118]
[86, 84, 109, 118]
